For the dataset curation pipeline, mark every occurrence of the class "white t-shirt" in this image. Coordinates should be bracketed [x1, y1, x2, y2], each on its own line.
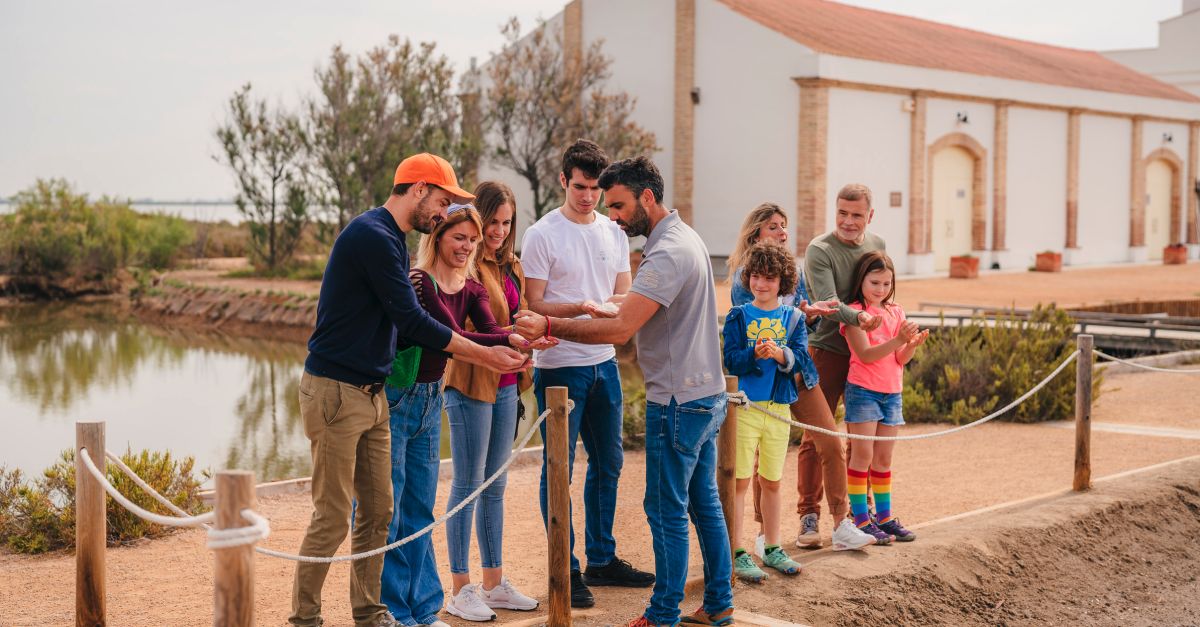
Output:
[520, 208, 631, 368]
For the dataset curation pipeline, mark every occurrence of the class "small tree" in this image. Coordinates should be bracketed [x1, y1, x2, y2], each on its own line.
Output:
[302, 37, 464, 238]
[215, 84, 311, 272]
[485, 18, 659, 220]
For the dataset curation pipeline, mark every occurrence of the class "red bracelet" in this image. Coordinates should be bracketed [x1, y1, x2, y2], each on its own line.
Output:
[545, 316, 553, 340]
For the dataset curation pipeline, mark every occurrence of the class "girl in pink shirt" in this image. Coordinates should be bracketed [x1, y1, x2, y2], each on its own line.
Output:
[838, 251, 928, 544]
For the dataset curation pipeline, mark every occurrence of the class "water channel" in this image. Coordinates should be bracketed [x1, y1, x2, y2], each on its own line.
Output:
[1, 302, 640, 487]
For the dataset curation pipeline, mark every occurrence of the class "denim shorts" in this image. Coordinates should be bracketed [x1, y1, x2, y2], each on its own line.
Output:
[843, 382, 905, 426]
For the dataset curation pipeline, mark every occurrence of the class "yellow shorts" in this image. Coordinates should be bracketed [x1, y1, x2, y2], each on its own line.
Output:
[734, 401, 792, 482]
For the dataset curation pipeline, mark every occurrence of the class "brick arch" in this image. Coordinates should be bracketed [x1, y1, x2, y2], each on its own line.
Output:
[922, 132, 988, 253]
[1137, 147, 1184, 247]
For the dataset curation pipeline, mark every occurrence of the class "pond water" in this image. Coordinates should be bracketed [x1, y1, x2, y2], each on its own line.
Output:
[1, 302, 602, 486]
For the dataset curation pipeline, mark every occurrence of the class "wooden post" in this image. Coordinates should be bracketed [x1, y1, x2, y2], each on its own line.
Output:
[718, 377, 738, 575]
[1073, 335, 1094, 491]
[76, 422, 107, 627]
[213, 471, 256, 627]
[545, 386, 572, 627]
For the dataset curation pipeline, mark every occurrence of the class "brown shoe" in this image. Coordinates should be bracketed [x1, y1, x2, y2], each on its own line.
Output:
[680, 606, 735, 626]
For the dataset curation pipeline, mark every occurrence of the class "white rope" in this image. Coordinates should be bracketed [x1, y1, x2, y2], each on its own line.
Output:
[1094, 349, 1200, 374]
[728, 349, 1079, 442]
[99, 449, 270, 549]
[207, 509, 271, 549]
[78, 447, 214, 528]
[105, 451, 193, 518]
[255, 401, 569, 563]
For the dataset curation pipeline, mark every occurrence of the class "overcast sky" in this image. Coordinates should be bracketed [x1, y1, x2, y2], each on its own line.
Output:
[0, 0, 1184, 201]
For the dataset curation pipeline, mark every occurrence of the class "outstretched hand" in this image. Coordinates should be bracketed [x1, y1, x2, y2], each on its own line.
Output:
[798, 299, 839, 318]
[897, 320, 920, 342]
[583, 299, 620, 319]
[512, 310, 548, 340]
[907, 329, 930, 348]
[484, 345, 532, 374]
[510, 333, 559, 351]
[857, 310, 883, 332]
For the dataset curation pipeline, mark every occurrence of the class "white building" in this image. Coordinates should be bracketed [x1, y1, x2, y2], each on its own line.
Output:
[480, 0, 1200, 274]
[1105, 0, 1200, 99]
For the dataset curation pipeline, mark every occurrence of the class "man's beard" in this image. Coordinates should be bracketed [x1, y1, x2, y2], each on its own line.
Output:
[411, 194, 442, 234]
[615, 201, 652, 238]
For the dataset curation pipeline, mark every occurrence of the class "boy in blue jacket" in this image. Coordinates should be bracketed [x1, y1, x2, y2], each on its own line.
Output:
[722, 242, 832, 582]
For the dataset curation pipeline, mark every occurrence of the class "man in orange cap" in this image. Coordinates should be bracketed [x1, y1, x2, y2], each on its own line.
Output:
[290, 153, 532, 627]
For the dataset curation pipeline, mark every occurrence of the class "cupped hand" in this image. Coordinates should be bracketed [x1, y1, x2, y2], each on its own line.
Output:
[485, 345, 532, 374]
[799, 299, 838, 317]
[858, 310, 882, 332]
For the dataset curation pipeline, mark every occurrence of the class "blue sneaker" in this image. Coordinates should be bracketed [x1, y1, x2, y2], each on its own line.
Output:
[858, 520, 894, 545]
[878, 518, 916, 542]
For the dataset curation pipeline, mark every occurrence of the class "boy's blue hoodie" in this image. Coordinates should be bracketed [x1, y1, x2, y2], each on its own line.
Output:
[722, 304, 821, 406]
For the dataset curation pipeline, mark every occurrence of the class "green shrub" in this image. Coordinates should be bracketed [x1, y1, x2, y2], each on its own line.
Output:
[0, 448, 208, 554]
[622, 380, 647, 449]
[0, 180, 196, 280]
[903, 304, 1099, 424]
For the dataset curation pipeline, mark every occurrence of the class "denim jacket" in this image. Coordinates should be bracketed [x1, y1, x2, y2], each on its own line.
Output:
[722, 304, 821, 403]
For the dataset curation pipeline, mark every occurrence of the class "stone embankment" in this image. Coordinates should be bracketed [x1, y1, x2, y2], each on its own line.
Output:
[133, 283, 315, 344]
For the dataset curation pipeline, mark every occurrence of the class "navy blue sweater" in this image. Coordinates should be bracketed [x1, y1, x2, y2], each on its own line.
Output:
[305, 207, 454, 385]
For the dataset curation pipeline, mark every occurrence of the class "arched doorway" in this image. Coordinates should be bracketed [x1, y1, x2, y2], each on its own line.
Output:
[1139, 148, 1183, 259]
[926, 133, 987, 272]
[930, 147, 974, 271]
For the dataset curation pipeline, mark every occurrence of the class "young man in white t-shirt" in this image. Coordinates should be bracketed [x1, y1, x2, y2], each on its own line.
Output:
[520, 139, 654, 608]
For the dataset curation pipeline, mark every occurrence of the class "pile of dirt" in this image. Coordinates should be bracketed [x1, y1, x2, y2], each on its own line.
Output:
[729, 463, 1200, 626]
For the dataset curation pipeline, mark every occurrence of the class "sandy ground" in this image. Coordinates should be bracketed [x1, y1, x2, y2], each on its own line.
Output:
[168, 258, 1200, 314]
[2, 365, 1197, 626]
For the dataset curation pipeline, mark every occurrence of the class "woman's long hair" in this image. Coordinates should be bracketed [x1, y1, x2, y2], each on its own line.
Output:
[727, 202, 787, 278]
[415, 205, 484, 279]
[473, 181, 518, 264]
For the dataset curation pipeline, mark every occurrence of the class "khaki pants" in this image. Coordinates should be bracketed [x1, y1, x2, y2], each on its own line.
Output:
[290, 372, 393, 627]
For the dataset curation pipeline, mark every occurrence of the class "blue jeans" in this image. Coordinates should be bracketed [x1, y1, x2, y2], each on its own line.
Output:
[643, 393, 733, 625]
[534, 359, 624, 572]
[379, 382, 443, 626]
[443, 384, 520, 573]
[843, 382, 905, 426]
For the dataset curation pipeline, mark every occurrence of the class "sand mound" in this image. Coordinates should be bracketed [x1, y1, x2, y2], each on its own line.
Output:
[729, 460, 1200, 626]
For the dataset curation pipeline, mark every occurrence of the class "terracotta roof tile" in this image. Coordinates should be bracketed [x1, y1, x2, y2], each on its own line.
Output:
[719, 0, 1200, 102]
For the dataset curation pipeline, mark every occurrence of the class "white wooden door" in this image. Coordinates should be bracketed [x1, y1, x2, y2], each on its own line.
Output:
[930, 146, 975, 272]
[1145, 159, 1173, 259]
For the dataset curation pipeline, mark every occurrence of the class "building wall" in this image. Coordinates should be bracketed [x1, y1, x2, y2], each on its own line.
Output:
[825, 88, 911, 268]
[1076, 115, 1133, 265]
[690, 0, 818, 257]
[1002, 107, 1069, 268]
[581, 0, 676, 201]
[1104, 9, 1200, 98]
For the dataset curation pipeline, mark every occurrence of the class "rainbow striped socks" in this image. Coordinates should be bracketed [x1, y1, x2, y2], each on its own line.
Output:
[871, 469, 893, 524]
[847, 468, 871, 527]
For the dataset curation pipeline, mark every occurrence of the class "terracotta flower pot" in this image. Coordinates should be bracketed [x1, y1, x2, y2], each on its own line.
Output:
[1035, 251, 1062, 273]
[1163, 245, 1188, 265]
[949, 256, 979, 279]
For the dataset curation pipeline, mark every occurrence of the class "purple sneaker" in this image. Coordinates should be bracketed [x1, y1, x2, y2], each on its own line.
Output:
[858, 520, 894, 545]
[878, 518, 916, 542]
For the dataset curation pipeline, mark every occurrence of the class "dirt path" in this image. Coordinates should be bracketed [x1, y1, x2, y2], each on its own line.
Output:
[2, 366, 1197, 626]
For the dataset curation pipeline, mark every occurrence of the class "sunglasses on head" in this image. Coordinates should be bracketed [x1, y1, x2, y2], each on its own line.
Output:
[447, 203, 474, 215]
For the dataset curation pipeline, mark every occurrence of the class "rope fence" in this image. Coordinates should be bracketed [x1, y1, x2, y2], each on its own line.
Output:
[730, 349, 1081, 442]
[72, 336, 1199, 626]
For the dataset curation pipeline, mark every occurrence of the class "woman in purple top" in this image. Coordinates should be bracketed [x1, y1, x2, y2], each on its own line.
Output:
[379, 204, 549, 626]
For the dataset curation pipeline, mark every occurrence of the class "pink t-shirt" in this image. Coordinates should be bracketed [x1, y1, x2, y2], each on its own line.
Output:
[839, 302, 906, 394]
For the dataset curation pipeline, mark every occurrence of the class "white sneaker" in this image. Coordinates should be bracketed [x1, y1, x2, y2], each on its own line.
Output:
[831, 519, 876, 551]
[753, 533, 766, 559]
[445, 584, 497, 622]
[421, 621, 452, 627]
[481, 577, 539, 611]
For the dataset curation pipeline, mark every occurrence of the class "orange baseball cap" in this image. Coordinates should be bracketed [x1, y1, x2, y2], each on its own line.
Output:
[393, 153, 474, 201]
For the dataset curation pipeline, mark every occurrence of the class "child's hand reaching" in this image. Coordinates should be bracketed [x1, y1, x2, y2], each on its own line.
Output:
[906, 329, 929, 348]
[896, 321, 920, 342]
